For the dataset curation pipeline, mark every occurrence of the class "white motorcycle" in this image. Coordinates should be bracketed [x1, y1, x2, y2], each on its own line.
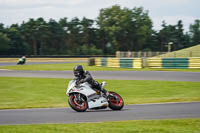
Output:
[66, 80, 124, 112]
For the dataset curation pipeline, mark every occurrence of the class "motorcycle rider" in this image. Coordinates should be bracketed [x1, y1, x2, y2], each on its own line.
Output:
[17, 55, 26, 65]
[73, 64, 109, 96]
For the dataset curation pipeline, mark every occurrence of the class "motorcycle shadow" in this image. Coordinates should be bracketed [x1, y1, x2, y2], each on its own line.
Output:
[86, 108, 129, 113]
[68, 108, 129, 113]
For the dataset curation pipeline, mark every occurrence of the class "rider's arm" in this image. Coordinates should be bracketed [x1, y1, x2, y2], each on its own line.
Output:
[75, 71, 93, 85]
[83, 71, 93, 82]
[77, 71, 93, 84]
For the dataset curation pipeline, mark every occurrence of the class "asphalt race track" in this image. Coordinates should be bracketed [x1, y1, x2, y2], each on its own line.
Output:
[0, 102, 200, 125]
[0, 70, 200, 81]
[0, 61, 86, 66]
[0, 62, 200, 125]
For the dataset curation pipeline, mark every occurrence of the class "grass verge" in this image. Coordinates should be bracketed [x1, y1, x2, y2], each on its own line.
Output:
[0, 119, 200, 133]
[0, 77, 200, 109]
[1, 63, 200, 72]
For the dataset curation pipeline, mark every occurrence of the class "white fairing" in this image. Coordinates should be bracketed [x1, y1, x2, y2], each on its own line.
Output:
[66, 80, 96, 97]
[66, 80, 108, 109]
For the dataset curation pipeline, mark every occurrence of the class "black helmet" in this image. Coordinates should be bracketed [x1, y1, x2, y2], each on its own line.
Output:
[73, 65, 84, 77]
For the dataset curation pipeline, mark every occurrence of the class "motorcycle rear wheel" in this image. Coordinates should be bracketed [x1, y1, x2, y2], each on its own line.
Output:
[108, 91, 124, 110]
[68, 94, 88, 112]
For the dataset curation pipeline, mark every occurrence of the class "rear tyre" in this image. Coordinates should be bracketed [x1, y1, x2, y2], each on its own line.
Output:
[68, 94, 88, 112]
[108, 91, 124, 110]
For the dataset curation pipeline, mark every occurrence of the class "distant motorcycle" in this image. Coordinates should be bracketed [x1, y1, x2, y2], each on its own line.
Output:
[17, 56, 26, 65]
[66, 80, 124, 112]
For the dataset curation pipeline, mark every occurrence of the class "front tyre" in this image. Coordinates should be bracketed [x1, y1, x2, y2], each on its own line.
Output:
[68, 94, 88, 112]
[108, 91, 124, 110]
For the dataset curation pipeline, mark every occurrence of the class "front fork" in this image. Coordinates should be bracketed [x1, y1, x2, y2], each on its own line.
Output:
[74, 93, 83, 103]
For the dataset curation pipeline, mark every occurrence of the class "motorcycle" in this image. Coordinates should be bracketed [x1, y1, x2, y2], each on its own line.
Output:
[17, 57, 26, 65]
[66, 80, 124, 112]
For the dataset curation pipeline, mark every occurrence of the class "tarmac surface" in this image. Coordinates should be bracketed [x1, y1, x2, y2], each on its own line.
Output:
[0, 61, 199, 81]
[0, 102, 200, 125]
[0, 70, 200, 81]
[0, 62, 200, 125]
[0, 61, 86, 66]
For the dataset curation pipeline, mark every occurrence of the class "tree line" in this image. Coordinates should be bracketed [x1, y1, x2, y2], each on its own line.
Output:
[0, 5, 200, 55]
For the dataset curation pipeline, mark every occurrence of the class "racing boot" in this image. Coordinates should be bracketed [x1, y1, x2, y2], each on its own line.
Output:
[101, 87, 109, 97]
[99, 81, 109, 97]
[94, 81, 109, 96]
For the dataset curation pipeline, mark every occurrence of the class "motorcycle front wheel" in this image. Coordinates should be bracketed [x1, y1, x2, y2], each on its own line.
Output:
[108, 91, 124, 110]
[68, 94, 88, 112]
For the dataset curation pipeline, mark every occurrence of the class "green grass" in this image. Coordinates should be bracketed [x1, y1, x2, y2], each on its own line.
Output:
[0, 119, 199, 133]
[0, 77, 200, 109]
[1, 63, 200, 72]
[156, 44, 200, 57]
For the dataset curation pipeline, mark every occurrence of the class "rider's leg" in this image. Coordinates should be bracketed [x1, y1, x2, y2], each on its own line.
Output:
[93, 81, 109, 96]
